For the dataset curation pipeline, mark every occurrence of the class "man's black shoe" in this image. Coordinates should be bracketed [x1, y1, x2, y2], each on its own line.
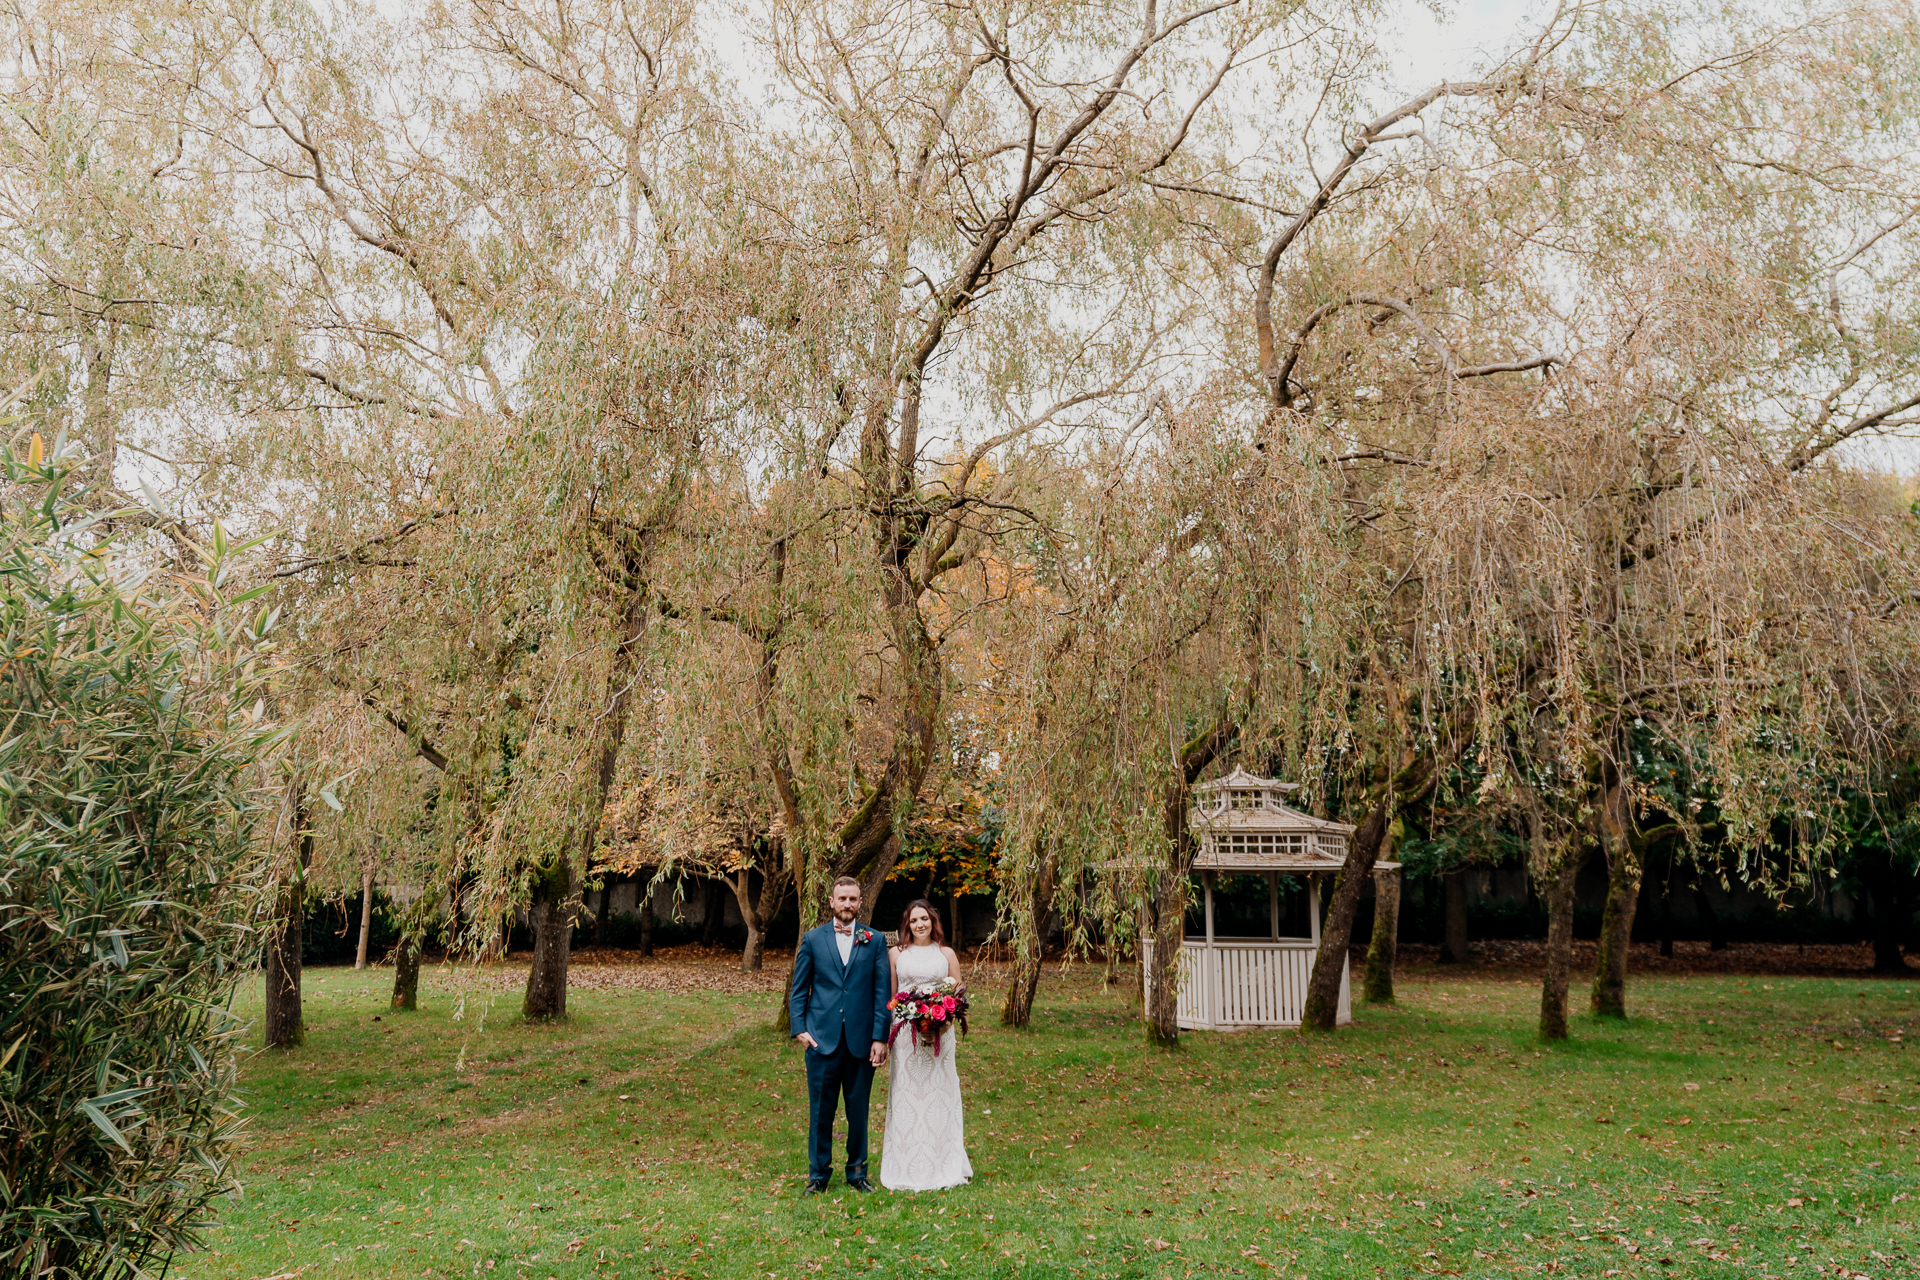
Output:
[803, 1179, 829, 1196]
[845, 1178, 876, 1193]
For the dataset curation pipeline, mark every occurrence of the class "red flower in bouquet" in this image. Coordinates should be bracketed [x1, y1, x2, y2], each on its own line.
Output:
[886, 979, 970, 1049]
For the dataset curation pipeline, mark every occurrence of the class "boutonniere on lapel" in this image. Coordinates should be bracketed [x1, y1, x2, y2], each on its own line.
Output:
[853, 927, 874, 947]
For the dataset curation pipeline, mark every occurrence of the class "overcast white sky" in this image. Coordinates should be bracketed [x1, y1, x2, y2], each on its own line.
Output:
[1386, 0, 1544, 89]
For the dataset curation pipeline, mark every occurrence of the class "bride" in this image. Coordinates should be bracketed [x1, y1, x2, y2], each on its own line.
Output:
[880, 899, 974, 1192]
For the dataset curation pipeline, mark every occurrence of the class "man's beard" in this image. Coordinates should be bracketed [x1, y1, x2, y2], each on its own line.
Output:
[834, 905, 859, 922]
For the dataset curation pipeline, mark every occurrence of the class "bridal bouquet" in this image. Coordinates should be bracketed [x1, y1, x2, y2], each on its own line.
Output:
[886, 978, 969, 1050]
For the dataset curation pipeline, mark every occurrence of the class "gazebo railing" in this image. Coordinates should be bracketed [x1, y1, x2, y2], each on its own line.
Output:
[1141, 937, 1351, 1030]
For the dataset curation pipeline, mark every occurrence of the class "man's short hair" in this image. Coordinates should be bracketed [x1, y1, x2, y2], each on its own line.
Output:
[830, 875, 862, 894]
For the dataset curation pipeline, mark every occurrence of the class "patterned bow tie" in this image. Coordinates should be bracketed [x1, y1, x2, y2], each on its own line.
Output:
[833, 921, 854, 935]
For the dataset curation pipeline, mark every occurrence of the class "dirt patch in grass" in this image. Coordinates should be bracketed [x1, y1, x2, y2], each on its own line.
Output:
[468, 944, 795, 995]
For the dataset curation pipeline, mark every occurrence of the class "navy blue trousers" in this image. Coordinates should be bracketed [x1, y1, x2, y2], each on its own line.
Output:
[805, 1044, 875, 1182]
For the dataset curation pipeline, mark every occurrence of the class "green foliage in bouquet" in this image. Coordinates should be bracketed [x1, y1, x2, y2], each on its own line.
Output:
[0, 431, 281, 1278]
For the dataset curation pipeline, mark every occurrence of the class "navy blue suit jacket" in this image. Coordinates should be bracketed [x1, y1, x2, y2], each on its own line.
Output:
[789, 921, 892, 1056]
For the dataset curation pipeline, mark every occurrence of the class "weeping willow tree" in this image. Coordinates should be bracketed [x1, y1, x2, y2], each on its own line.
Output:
[0, 0, 797, 1020]
[983, 397, 1366, 1040]
[634, 0, 1362, 1005]
[974, 0, 1920, 1046]
[1226, 0, 1920, 1036]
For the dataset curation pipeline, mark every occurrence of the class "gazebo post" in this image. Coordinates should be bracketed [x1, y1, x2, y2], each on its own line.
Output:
[1203, 870, 1217, 1028]
[1203, 870, 1216, 946]
[1267, 872, 1280, 941]
[1307, 875, 1322, 947]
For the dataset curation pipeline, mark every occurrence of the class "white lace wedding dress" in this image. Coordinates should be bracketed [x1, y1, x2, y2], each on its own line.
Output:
[880, 945, 973, 1191]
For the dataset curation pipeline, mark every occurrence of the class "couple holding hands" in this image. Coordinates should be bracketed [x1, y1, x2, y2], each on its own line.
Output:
[788, 876, 973, 1194]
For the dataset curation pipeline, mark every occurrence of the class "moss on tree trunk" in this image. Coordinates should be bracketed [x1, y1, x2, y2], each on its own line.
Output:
[1591, 843, 1641, 1019]
[1363, 864, 1400, 1005]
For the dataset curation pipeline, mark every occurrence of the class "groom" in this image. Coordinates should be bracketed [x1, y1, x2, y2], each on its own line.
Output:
[789, 876, 891, 1194]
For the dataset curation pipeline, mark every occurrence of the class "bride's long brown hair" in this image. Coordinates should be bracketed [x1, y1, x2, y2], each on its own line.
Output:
[896, 899, 946, 946]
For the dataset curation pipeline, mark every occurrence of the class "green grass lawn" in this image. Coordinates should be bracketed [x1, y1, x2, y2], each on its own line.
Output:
[176, 959, 1917, 1280]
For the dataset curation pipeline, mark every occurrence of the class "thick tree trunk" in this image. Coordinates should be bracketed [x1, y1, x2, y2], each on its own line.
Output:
[1301, 802, 1390, 1031]
[1863, 851, 1911, 972]
[850, 834, 902, 927]
[390, 931, 421, 1011]
[638, 888, 655, 957]
[523, 854, 581, 1021]
[743, 915, 766, 972]
[354, 870, 374, 970]
[1441, 869, 1470, 964]
[1144, 867, 1186, 1046]
[263, 883, 305, 1048]
[1145, 778, 1203, 1046]
[264, 785, 313, 1049]
[1363, 865, 1400, 1004]
[1538, 852, 1583, 1041]
[1591, 828, 1642, 1019]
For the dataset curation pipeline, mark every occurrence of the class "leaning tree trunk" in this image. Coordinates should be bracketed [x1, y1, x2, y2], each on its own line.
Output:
[1363, 862, 1401, 1005]
[1300, 801, 1391, 1031]
[731, 864, 766, 972]
[354, 870, 374, 970]
[1002, 843, 1058, 1029]
[1590, 798, 1642, 1019]
[1441, 869, 1470, 964]
[729, 862, 788, 974]
[1143, 717, 1237, 1047]
[1538, 850, 1584, 1040]
[1302, 709, 1469, 1035]
[1144, 777, 1204, 1046]
[264, 784, 313, 1049]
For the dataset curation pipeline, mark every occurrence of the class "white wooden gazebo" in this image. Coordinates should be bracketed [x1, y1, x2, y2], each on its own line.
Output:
[1141, 767, 1395, 1030]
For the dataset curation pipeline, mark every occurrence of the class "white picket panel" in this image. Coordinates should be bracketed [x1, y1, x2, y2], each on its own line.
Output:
[1142, 938, 1351, 1031]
